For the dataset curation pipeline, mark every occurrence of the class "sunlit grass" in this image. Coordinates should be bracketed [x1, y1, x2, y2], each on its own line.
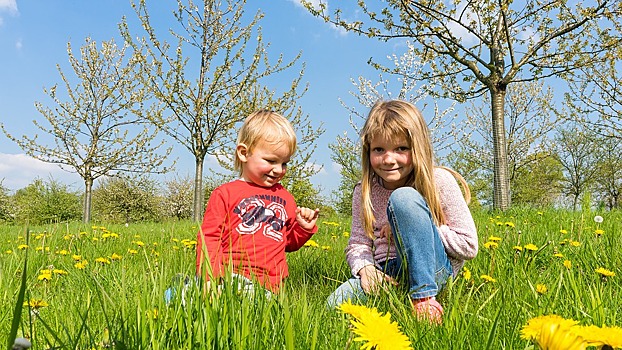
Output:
[1, 208, 621, 348]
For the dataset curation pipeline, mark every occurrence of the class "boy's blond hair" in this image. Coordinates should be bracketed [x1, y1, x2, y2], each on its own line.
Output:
[234, 110, 297, 175]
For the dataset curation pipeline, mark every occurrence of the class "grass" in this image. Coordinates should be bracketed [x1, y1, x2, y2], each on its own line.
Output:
[0, 207, 621, 349]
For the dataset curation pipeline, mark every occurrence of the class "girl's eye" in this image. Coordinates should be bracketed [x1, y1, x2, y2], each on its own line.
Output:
[372, 147, 384, 153]
[397, 146, 409, 152]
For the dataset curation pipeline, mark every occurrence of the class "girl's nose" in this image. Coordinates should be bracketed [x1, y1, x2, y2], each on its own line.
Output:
[382, 152, 396, 164]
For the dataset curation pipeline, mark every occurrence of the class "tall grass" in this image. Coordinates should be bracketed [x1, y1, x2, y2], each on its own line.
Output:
[1, 208, 620, 349]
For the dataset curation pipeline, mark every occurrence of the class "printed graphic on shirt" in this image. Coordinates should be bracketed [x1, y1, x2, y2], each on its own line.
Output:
[233, 196, 288, 242]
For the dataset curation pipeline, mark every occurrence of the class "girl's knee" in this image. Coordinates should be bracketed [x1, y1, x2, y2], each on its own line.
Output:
[389, 187, 424, 205]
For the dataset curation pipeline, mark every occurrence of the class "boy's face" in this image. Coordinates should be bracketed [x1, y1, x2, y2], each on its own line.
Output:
[237, 139, 291, 187]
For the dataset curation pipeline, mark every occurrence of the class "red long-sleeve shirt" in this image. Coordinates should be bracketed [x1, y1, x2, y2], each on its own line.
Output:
[196, 180, 316, 292]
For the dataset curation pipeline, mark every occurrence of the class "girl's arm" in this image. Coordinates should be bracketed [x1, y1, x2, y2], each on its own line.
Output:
[345, 184, 377, 276]
[435, 168, 479, 260]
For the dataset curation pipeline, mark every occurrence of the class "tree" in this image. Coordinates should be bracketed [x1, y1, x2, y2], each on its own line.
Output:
[329, 41, 464, 215]
[305, 0, 621, 210]
[121, 0, 313, 221]
[12, 177, 82, 224]
[554, 125, 599, 210]
[92, 175, 162, 224]
[593, 136, 622, 210]
[1, 37, 170, 223]
[453, 81, 561, 205]
[511, 153, 564, 207]
[162, 175, 194, 220]
[0, 180, 13, 222]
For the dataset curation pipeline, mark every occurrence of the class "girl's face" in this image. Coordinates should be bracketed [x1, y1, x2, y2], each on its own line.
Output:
[237, 139, 291, 187]
[369, 133, 413, 190]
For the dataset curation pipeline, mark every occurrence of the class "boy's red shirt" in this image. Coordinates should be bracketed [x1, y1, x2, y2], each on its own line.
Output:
[195, 180, 317, 292]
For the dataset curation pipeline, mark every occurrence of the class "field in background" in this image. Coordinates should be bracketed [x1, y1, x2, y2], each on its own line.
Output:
[1, 208, 620, 349]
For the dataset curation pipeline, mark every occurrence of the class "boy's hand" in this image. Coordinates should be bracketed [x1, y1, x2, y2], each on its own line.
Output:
[296, 207, 320, 231]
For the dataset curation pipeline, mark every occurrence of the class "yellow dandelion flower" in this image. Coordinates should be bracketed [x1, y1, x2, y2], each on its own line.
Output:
[495, 221, 504, 226]
[480, 274, 496, 283]
[92, 237, 99, 242]
[133, 240, 145, 247]
[56, 249, 69, 255]
[553, 253, 564, 258]
[35, 247, 44, 251]
[23, 299, 49, 309]
[560, 229, 568, 234]
[520, 315, 585, 350]
[595, 267, 615, 277]
[483, 241, 498, 249]
[321, 245, 331, 251]
[343, 231, 350, 237]
[128, 249, 138, 254]
[569, 241, 581, 247]
[79, 231, 88, 236]
[524, 244, 538, 251]
[37, 273, 52, 281]
[74, 261, 88, 269]
[576, 325, 622, 348]
[563, 260, 572, 269]
[5, 250, 12, 254]
[110, 253, 123, 261]
[338, 301, 378, 320]
[322, 221, 340, 227]
[488, 235, 502, 242]
[536, 284, 548, 294]
[53, 269, 68, 275]
[340, 302, 412, 350]
[95, 257, 111, 265]
[594, 229, 604, 236]
[304, 239, 319, 248]
[513, 245, 523, 252]
[505, 222, 515, 228]
[462, 267, 472, 281]
[537, 211, 544, 216]
[72, 254, 82, 261]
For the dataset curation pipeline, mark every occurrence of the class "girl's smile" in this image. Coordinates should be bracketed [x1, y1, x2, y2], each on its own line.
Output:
[369, 134, 413, 190]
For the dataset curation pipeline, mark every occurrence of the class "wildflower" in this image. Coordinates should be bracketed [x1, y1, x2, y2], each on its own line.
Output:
[63, 234, 73, 240]
[128, 249, 138, 255]
[524, 244, 539, 251]
[56, 249, 69, 255]
[520, 315, 585, 350]
[343, 231, 350, 237]
[536, 284, 548, 295]
[569, 241, 581, 247]
[594, 229, 604, 236]
[6, 249, 12, 254]
[576, 325, 622, 348]
[23, 299, 49, 309]
[563, 260, 572, 269]
[338, 301, 412, 350]
[74, 261, 88, 269]
[560, 229, 568, 234]
[488, 235, 502, 242]
[481, 274, 496, 283]
[553, 253, 564, 258]
[304, 239, 319, 248]
[505, 221, 515, 228]
[133, 240, 145, 247]
[95, 257, 111, 265]
[53, 269, 68, 275]
[72, 254, 82, 261]
[537, 211, 543, 216]
[462, 267, 472, 281]
[18, 244, 28, 250]
[513, 245, 523, 252]
[37, 272, 52, 281]
[484, 241, 498, 249]
[181, 239, 197, 248]
[321, 245, 332, 251]
[593, 215, 603, 223]
[595, 267, 615, 278]
[147, 308, 159, 320]
[110, 253, 123, 261]
[322, 221, 340, 227]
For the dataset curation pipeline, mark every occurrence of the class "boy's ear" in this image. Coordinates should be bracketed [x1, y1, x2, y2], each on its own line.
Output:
[236, 143, 249, 162]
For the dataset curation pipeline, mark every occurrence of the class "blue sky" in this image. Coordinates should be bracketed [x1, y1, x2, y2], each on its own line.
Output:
[0, 0, 415, 199]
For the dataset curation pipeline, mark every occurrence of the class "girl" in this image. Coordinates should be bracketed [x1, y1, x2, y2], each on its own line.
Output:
[327, 100, 478, 324]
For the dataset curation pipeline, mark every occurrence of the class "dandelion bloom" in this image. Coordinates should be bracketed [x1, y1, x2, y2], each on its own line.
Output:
[563, 260, 572, 269]
[513, 245, 523, 252]
[481, 274, 496, 283]
[594, 229, 604, 236]
[72, 254, 82, 261]
[321, 245, 332, 251]
[576, 325, 622, 348]
[18, 244, 28, 250]
[484, 241, 499, 249]
[74, 261, 88, 269]
[5, 250, 12, 254]
[569, 241, 581, 247]
[524, 244, 539, 251]
[560, 229, 568, 234]
[338, 300, 380, 321]
[304, 239, 319, 248]
[553, 253, 564, 258]
[593, 215, 603, 223]
[488, 235, 502, 242]
[128, 249, 138, 254]
[536, 284, 548, 294]
[53, 269, 68, 275]
[343, 231, 350, 237]
[56, 249, 69, 255]
[595, 267, 615, 277]
[505, 222, 515, 228]
[338, 302, 412, 350]
[462, 267, 472, 281]
[110, 253, 123, 261]
[521, 315, 586, 350]
[23, 299, 49, 309]
[37, 273, 52, 281]
[95, 257, 111, 265]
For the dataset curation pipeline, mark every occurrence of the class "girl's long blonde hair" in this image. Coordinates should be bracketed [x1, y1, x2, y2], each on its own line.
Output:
[359, 100, 470, 239]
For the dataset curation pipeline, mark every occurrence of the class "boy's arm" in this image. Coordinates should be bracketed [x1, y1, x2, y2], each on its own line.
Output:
[196, 189, 228, 279]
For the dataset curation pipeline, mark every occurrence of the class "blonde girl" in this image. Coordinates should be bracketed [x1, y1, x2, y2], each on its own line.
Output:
[327, 100, 478, 324]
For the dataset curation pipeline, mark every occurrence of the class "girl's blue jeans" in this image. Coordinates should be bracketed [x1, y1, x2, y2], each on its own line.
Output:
[327, 187, 452, 308]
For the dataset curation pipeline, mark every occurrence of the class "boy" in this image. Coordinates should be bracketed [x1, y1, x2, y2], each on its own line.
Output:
[196, 110, 319, 293]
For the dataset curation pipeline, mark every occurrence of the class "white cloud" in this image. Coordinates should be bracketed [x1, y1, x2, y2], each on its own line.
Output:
[0, 153, 81, 191]
[15, 37, 22, 50]
[0, 0, 17, 13]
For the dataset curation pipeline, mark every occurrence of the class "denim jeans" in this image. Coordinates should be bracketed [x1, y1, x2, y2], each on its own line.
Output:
[327, 187, 452, 308]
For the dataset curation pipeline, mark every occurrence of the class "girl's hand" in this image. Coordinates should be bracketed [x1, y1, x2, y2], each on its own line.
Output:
[296, 207, 320, 231]
[359, 265, 398, 294]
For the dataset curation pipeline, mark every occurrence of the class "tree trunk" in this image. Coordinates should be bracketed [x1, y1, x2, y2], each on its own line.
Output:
[491, 87, 511, 210]
[83, 177, 93, 223]
[192, 156, 204, 222]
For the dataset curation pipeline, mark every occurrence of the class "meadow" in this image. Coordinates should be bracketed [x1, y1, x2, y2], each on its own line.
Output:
[1, 207, 621, 349]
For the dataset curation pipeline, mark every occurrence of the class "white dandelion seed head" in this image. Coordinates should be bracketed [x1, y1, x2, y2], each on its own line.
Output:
[594, 215, 603, 223]
[12, 337, 32, 350]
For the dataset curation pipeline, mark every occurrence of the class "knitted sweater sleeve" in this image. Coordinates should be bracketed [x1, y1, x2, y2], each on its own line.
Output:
[436, 168, 479, 261]
[344, 184, 376, 277]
